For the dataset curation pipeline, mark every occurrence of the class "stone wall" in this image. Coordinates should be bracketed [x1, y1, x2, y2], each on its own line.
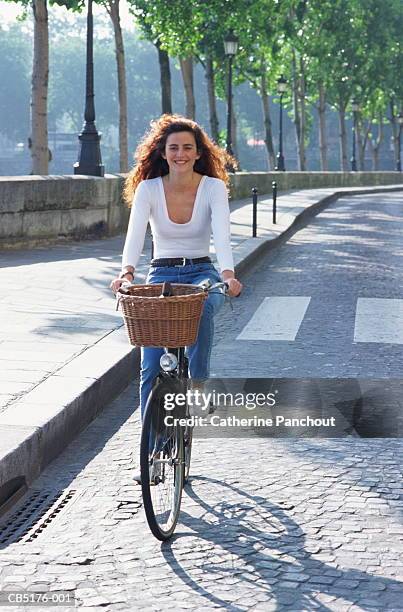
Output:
[0, 172, 402, 249]
[0, 175, 127, 249]
[231, 171, 403, 199]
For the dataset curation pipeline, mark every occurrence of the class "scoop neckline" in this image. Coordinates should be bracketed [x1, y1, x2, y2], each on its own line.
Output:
[159, 175, 206, 226]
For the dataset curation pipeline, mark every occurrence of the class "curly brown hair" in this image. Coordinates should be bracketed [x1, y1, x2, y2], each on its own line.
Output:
[123, 114, 234, 206]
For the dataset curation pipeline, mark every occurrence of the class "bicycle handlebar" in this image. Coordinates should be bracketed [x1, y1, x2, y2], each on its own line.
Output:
[198, 279, 242, 298]
[196, 278, 228, 292]
[117, 280, 230, 295]
[115, 280, 239, 313]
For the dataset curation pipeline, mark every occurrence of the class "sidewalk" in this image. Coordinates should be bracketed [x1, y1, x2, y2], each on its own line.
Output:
[0, 183, 402, 506]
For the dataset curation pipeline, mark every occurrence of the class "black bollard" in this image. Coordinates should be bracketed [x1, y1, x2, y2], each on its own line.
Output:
[272, 181, 277, 224]
[252, 187, 258, 237]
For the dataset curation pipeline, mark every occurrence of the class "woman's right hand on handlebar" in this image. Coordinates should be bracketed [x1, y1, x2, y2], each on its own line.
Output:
[110, 273, 134, 294]
[110, 278, 124, 294]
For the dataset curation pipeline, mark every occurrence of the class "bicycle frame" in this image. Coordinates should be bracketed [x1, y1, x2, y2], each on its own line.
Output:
[133, 280, 230, 540]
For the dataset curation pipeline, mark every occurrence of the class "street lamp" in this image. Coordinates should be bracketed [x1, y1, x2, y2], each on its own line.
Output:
[74, 0, 104, 176]
[397, 111, 403, 172]
[275, 75, 287, 171]
[224, 30, 238, 166]
[350, 99, 359, 172]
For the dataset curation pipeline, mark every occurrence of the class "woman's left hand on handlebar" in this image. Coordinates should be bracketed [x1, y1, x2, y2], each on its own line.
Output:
[226, 277, 243, 297]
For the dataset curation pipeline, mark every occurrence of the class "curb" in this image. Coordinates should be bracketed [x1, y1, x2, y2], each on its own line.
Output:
[1, 184, 402, 510]
[0, 329, 140, 510]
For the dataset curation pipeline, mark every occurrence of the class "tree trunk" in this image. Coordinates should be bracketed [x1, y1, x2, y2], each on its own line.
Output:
[291, 51, 300, 170]
[231, 105, 239, 165]
[108, 0, 128, 172]
[373, 146, 379, 171]
[369, 114, 384, 170]
[260, 68, 276, 170]
[205, 57, 219, 142]
[156, 41, 172, 114]
[357, 119, 371, 171]
[298, 56, 307, 170]
[318, 83, 328, 171]
[338, 104, 348, 171]
[356, 119, 363, 170]
[179, 56, 195, 120]
[31, 0, 49, 175]
[291, 49, 306, 170]
[389, 99, 399, 167]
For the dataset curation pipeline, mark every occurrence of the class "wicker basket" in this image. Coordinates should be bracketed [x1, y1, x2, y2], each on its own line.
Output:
[117, 284, 208, 347]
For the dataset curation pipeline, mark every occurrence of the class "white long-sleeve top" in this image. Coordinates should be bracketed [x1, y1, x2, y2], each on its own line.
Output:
[122, 175, 234, 272]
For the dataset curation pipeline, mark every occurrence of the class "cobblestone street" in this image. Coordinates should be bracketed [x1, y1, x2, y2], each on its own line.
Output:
[0, 384, 403, 611]
[213, 192, 403, 378]
[0, 192, 402, 611]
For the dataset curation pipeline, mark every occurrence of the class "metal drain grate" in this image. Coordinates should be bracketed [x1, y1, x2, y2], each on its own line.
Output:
[0, 489, 80, 546]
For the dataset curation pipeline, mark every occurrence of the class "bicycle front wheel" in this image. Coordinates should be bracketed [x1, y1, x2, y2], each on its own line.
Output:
[140, 379, 185, 540]
[184, 425, 193, 484]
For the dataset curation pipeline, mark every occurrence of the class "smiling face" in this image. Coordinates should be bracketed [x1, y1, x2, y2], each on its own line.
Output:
[162, 131, 200, 174]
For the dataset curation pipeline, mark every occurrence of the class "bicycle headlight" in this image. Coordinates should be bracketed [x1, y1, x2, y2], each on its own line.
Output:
[160, 353, 178, 372]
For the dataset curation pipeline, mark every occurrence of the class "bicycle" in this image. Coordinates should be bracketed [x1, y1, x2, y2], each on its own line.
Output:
[117, 279, 229, 540]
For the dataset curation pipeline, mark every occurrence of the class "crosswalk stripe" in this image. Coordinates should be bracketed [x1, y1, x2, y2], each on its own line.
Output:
[354, 298, 403, 344]
[237, 296, 311, 341]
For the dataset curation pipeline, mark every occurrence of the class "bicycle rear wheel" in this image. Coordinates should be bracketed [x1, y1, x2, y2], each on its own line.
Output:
[140, 379, 185, 540]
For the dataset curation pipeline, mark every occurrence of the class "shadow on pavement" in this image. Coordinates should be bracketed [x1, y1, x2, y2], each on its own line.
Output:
[0, 236, 125, 268]
[160, 476, 403, 611]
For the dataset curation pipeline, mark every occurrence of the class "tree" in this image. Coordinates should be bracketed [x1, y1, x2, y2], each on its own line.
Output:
[131, 0, 199, 119]
[6, 0, 83, 174]
[205, 56, 219, 142]
[129, 1, 174, 114]
[296, 0, 399, 171]
[130, 0, 244, 132]
[102, 0, 129, 172]
[184, 0, 266, 159]
[381, 0, 403, 170]
[180, 57, 195, 119]
[31, 0, 49, 174]
[366, 93, 388, 170]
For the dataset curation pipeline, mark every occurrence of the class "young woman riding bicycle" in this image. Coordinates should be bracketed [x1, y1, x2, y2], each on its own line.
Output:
[110, 113, 242, 433]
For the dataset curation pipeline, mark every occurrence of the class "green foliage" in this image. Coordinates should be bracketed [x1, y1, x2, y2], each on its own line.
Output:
[2, 0, 401, 170]
[289, 0, 402, 118]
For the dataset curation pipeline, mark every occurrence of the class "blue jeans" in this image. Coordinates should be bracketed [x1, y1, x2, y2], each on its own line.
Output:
[140, 262, 225, 417]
